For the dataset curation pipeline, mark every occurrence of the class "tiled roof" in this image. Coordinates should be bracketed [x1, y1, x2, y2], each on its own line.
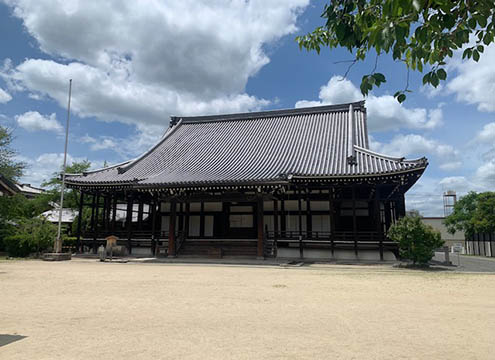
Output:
[66, 101, 427, 188]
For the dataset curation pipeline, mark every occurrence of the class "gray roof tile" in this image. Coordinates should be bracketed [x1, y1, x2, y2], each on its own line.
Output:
[66, 101, 427, 188]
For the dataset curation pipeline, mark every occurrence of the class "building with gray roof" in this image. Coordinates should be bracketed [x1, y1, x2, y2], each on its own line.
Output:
[67, 101, 427, 259]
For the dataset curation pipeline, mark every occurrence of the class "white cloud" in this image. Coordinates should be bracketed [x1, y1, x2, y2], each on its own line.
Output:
[17, 152, 104, 187]
[0, 88, 12, 103]
[295, 76, 443, 131]
[406, 170, 493, 216]
[474, 160, 495, 189]
[2, 0, 308, 127]
[371, 134, 461, 170]
[79, 122, 165, 159]
[476, 122, 495, 143]
[447, 44, 495, 112]
[474, 122, 495, 162]
[15, 111, 63, 132]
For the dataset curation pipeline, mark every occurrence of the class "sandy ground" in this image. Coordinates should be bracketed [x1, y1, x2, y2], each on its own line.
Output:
[1, 260, 494, 360]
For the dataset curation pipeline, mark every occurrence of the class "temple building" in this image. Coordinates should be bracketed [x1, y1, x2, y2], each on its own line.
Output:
[66, 101, 427, 260]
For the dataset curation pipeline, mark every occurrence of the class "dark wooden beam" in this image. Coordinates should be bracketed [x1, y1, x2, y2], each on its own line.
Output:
[329, 186, 335, 256]
[90, 193, 96, 253]
[126, 195, 133, 254]
[137, 199, 144, 230]
[184, 202, 190, 238]
[298, 188, 302, 236]
[384, 200, 392, 231]
[151, 197, 157, 255]
[168, 201, 177, 256]
[375, 186, 383, 261]
[280, 198, 286, 237]
[93, 193, 100, 254]
[76, 190, 84, 253]
[352, 185, 358, 256]
[396, 194, 406, 218]
[273, 200, 279, 239]
[257, 194, 264, 258]
[199, 201, 205, 238]
[306, 194, 311, 238]
[111, 194, 117, 233]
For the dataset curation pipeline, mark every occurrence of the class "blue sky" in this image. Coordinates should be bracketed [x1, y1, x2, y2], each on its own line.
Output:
[0, 0, 493, 216]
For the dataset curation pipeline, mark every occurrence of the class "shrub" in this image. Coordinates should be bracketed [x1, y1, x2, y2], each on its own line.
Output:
[3, 218, 56, 257]
[62, 235, 77, 250]
[388, 215, 443, 266]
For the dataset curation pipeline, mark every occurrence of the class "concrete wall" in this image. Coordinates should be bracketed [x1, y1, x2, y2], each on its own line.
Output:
[421, 217, 465, 250]
[277, 247, 396, 261]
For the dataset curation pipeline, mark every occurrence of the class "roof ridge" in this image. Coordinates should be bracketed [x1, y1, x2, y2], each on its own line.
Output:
[170, 101, 366, 125]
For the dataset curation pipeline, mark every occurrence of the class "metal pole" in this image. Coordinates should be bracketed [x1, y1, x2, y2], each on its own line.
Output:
[55, 79, 72, 253]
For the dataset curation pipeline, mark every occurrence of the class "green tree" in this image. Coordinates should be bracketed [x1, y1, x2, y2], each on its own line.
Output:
[472, 192, 495, 234]
[388, 215, 443, 265]
[445, 191, 495, 237]
[42, 160, 91, 209]
[0, 125, 25, 180]
[3, 217, 56, 257]
[296, 0, 495, 102]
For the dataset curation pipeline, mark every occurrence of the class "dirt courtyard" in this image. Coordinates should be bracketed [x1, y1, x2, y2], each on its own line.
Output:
[1, 260, 494, 360]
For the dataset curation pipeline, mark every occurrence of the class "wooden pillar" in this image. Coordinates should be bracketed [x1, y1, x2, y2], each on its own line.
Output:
[199, 201, 205, 238]
[384, 200, 392, 231]
[168, 201, 177, 256]
[76, 190, 84, 253]
[111, 194, 117, 233]
[352, 185, 358, 256]
[151, 197, 157, 255]
[397, 194, 406, 218]
[101, 195, 106, 236]
[298, 188, 302, 236]
[374, 186, 384, 261]
[306, 194, 312, 238]
[90, 193, 96, 253]
[273, 200, 279, 239]
[93, 193, 100, 253]
[126, 195, 133, 254]
[104, 195, 110, 234]
[184, 202, 190, 237]
[257, 194, 264, 258]
[280, 198, 286, 237]
[329, 186, 335, 256]
[178, 202, 184, 237]
[137, 198, 144, 230]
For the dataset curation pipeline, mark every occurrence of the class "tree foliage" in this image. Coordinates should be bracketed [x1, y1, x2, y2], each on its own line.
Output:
[3, 217, 56, 257]
[42, 160, 91, 210]
[445, 191, 495, 237]
[0, 125, 25, 181]
[388, 215, 443, 265]
[296, 0, 495, 102]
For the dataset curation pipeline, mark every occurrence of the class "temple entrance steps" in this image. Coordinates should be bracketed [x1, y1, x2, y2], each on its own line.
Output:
[178, 239, 258, 258]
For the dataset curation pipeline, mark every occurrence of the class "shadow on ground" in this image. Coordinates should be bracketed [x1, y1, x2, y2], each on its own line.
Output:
[0, 334, 27, 347]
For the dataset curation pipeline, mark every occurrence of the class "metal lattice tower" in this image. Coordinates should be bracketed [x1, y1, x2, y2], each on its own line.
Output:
[443, 190, 457, 217]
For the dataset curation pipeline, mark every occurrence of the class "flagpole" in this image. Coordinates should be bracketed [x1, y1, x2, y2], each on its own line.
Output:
[55, 79, 72, 253]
